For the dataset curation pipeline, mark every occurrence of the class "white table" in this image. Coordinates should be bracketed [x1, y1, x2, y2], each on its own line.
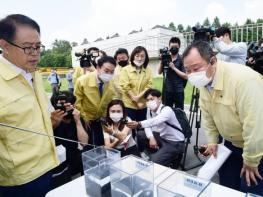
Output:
[46, 164, 244, 197]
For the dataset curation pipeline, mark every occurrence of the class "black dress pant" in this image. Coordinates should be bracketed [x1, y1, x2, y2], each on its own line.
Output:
[164, 91, 184, 110]
[88, 119, 105, 146]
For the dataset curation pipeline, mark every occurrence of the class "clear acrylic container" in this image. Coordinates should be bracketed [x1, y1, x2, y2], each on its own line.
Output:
[110, 155, 154, 197]
[82, 146, 121, 197]
[82, 146, 121, 170]
[157, 170, 211, 197]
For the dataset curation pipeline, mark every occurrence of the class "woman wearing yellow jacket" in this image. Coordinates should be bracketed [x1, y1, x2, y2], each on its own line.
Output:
[119, 46, 153, 123]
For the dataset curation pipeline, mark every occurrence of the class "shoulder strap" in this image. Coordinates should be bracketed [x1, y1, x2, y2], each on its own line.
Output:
[160, 105, 182, 132]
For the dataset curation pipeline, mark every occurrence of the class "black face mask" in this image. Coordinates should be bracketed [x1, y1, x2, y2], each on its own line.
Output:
[170, 47, 179, 55]
[118, 60, 129, 67]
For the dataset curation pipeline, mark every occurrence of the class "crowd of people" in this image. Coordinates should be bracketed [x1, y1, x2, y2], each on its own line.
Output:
[0, 14, 263, 197]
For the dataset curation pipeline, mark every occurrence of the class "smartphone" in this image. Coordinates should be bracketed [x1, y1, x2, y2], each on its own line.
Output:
[100, 117, 108, 126]
[198, 146, 207, 154]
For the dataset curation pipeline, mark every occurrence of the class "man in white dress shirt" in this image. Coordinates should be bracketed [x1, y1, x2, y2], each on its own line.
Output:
[127, 88, 185, 167]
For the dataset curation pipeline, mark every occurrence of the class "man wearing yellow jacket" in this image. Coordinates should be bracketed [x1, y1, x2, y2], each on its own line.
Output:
[0, 14, 59, 197]
[183, 41, 263, 195]
[74, 56, 116, 146]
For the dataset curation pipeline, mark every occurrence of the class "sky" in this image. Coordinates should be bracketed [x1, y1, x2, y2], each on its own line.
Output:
[0, 0, 262, 48]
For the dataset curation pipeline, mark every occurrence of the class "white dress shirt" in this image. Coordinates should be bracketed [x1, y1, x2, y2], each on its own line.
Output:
[0, 55, 33, 88]
[213, 40, 247, 65]
[141, 104, 185, 142]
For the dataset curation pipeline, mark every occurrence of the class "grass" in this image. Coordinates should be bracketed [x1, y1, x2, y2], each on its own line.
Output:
[153, 77, 193, 105]
[43, 77, 193, 104]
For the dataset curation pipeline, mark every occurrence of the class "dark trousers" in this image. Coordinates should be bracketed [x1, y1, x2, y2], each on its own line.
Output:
[51, 162, 71, 190]
[126, 107, 147, 138]
[117, 145, 140, 157]
[68, 88, 74, 93]
[219, 140, 263, 195]
[137, 130, 184, 167]
[51, 83, 59, 94]
[137, 130, 160, 153]
[0, 171, 52, 197]
[164, 91, 184, 110]
[87, 120, 104, 146]
[125, 107, 147, 121]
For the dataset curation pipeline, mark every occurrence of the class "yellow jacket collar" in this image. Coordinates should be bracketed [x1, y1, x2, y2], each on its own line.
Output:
[212, 61, 224, 91]
[0, 56, 20, 80]
[128, 64, 146, 73]
[87, 71, 99, 87]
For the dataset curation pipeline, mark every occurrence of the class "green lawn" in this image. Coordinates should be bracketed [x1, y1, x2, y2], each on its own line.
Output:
[43, 77, 193, 104]
[153, 77, 193, 104]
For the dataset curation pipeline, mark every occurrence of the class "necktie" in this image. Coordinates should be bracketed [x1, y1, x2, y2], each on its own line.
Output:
[99, 82, 104, 97]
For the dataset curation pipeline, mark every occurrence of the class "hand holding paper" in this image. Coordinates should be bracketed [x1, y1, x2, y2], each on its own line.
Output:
[197, 144, 232, 180]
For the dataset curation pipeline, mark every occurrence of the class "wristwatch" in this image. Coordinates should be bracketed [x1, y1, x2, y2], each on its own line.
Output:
[137, 121, 142, 129]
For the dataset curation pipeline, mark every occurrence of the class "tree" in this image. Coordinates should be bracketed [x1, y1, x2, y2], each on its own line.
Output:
[185, 25, 192, 32]
[212, 16, 221, 28]
[194, 22, 201, 28]
[221, 22, 231, 28]
[52, 39, 71, 54]
[256, 19, 263, 24]
[71, 42, 78, 47]
[244, 18, 254, 25]
[38, 39, 72, 68]
[203, 17, 211, 27]
[177, 24, 184, 33]
[168, 22, 177, 31]
[81, 38, 89, 45]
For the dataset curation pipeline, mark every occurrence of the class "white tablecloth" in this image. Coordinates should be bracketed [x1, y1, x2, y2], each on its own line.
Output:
[46, 164, 244, 197]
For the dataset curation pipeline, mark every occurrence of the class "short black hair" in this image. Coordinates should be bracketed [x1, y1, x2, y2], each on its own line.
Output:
[99, 50, 107, 56]
[144, 88, 162, 99]
[0, 14, 40, 42]
[130, 46, 149, 68]
[169, 37, 181, 47]
[114, 48, 129, 60]
[182, 41, 216, 63]
[97, 56, 116, 68]
[215, 27, 231, 39]
[106, 99, 127, 130]
[50, 91, 76, 107]
[87, 47, 99, 54]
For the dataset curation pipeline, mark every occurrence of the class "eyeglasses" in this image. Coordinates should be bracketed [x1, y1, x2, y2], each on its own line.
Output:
[6, 40, 45, 55]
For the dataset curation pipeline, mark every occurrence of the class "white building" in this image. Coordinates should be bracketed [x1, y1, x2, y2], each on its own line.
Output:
[71, 26, 186, 76]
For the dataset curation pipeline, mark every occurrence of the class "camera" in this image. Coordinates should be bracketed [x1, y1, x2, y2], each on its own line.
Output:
[54, 93, 67, 111]
[192, 26, 215, 42]
[53, 92, 74, 118]
[159, 47, 172, 73]
[246, 42, 263, 75]
[75, 49, 99, 68]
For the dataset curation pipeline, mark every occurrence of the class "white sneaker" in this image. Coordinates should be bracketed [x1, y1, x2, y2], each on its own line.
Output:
[140, 152, 150, 161]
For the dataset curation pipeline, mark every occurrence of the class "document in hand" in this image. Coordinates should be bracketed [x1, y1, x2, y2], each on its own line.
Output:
[197, 144, 232, 180]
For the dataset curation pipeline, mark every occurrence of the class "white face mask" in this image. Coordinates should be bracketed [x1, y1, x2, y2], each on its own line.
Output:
[110, 112, 123, 123]
[146, 100, 158, 111]
[99, 73, 113, 83]
[133, 60, 144, 67]
[188, 70, 212, 88]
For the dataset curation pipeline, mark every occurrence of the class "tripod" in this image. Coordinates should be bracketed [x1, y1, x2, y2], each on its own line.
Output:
[181, 86, 205, 170]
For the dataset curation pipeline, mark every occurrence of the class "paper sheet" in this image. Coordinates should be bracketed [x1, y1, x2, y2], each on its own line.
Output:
[197, 144, 232, 180]
[56, 144, 66, 164]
